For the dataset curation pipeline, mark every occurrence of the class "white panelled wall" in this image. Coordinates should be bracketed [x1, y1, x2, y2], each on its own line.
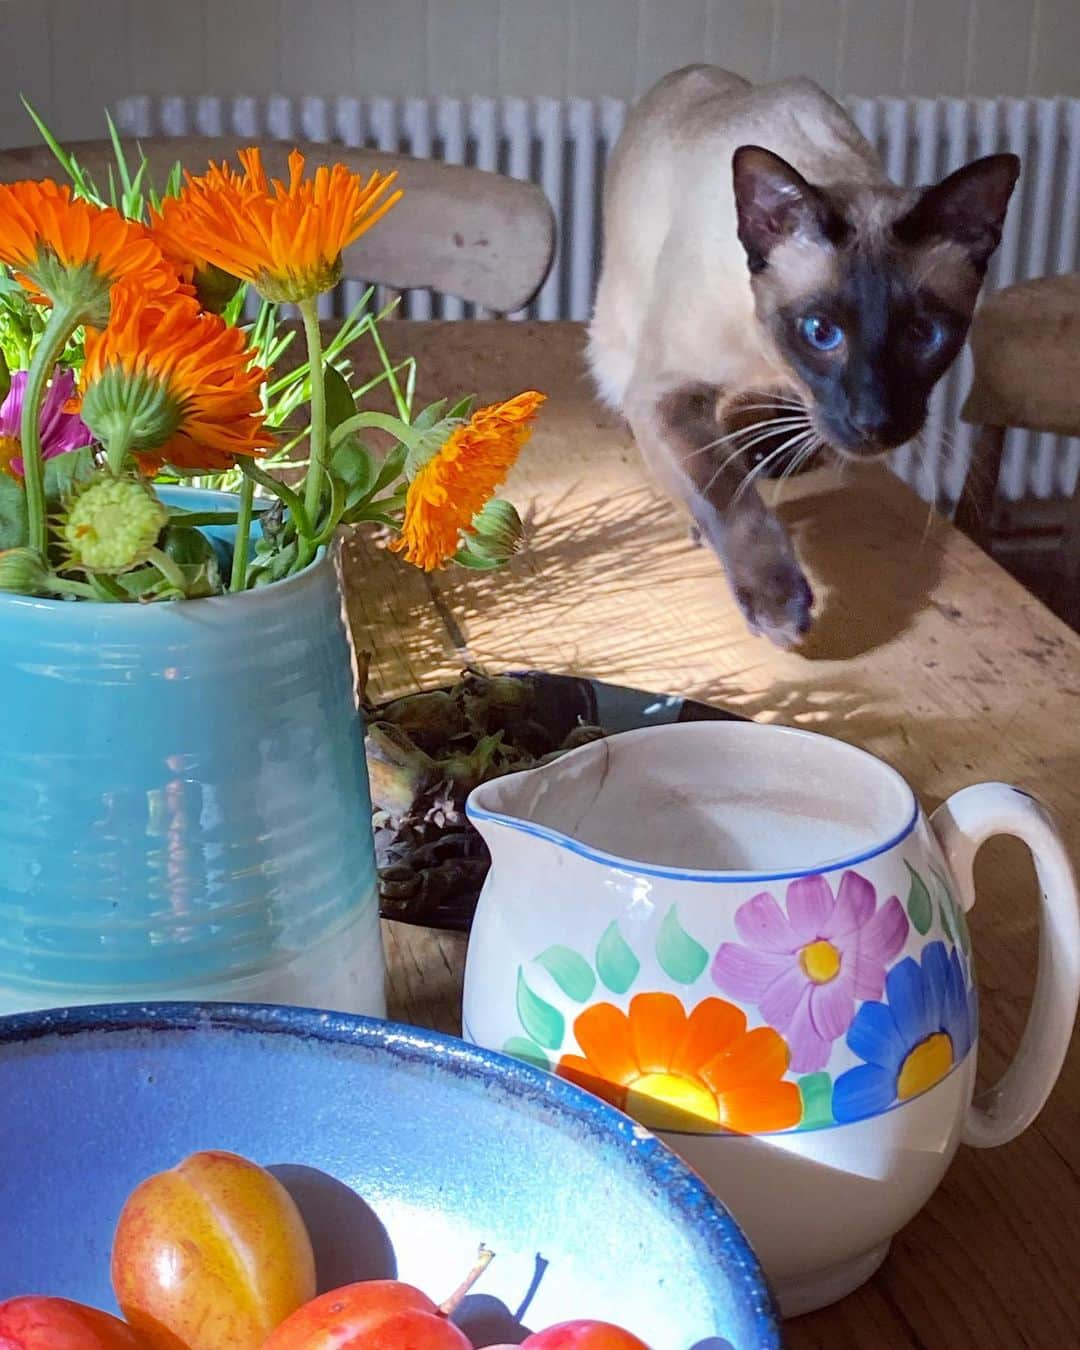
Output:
[1, 0, 1079, 148]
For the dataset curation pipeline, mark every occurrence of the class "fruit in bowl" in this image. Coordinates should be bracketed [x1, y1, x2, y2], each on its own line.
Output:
[2, 1151, 653, 1350]
[0, 1006, 780, 1348]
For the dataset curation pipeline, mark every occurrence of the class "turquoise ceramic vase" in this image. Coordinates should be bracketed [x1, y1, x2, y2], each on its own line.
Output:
[0, 488, 384, 1016]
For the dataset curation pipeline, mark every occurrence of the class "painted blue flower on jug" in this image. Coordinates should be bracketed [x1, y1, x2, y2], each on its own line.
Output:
[832, 940, 976, 1123]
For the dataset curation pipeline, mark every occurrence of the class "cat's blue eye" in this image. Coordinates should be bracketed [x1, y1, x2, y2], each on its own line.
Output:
[799, 315, 844, 352]
[910, 317, 946, 353]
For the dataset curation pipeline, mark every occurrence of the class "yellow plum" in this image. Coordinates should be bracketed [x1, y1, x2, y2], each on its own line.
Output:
[111, 1150, 316, 1350]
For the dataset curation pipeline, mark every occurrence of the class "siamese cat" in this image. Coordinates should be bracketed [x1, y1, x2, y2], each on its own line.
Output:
[589, 66, 1019, 646]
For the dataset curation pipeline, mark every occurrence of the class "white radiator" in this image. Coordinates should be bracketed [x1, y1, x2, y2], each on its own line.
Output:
[116, 93, 1080, 506]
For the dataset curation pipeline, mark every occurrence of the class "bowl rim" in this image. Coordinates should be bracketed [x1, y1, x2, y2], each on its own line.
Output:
[0, 1000, 782, 1346]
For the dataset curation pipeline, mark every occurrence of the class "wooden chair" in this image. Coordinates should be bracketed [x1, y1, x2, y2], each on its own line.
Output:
[0, 136, 556, 314]
[955, 274, 1080, 626]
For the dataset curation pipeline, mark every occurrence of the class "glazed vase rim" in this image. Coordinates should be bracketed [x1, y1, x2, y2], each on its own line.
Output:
[0, 484, 330, 616]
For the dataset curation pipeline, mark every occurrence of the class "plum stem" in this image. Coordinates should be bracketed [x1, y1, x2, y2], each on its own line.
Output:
[438, 1244, 495, 1318]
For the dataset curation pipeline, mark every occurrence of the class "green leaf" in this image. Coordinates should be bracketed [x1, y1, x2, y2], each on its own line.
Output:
[403, 417, 459, 479]
[22, 97, 98, 202]
[798, 1073, 834, 1130]
[534, 946, 596, 1003]
[371, 441, 408, 495]
[332, 435, 377, 499]
[0, 347, 9, 403]
[516, 967, 564, 1050]
[655, 905, 709, 984]
[447, 395, 475, 421]
[411, 398, 448, 432]
[43, 447, 95, 503]
[324, 364, 357, 432]
[595, 922, 639, 994]
[502, 1037, 550, 1070]
[0, 475, 28, 550]
[115, 565, 165, 598]
[905, 862, 933, 936]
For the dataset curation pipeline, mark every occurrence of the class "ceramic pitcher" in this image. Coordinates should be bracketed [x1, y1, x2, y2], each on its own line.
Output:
[462, 721, 1080, 1316]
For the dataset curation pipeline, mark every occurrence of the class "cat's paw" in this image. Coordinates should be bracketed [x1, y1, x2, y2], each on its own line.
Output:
[730, 560, 814, 648]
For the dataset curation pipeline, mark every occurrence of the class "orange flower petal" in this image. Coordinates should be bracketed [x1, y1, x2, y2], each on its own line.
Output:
[390, 390, 544, 571]
[149, 146, 401, 302]
[0, 179, 181, 307]
[571, 1003, 639, 1088]
[715, 1080, 802, 1134]
[82, 279, 267, 473]
[555, 1054, 629, 1113]
[699, 1025, 792, 1096]
[671, 997, 748, 1079]
[627, 993, 688, 1074]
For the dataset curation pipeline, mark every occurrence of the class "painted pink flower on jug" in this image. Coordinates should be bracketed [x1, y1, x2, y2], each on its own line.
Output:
[711, 871, 909, 1074]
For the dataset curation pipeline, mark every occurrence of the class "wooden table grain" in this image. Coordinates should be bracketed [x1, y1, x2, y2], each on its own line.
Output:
[343, 321, 1080, 1349]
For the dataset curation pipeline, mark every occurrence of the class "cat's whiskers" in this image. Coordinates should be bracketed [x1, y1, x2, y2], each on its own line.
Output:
[699, 416, 813, 498]
[682, 413, 810, 465]
[733, 427, 819, 502]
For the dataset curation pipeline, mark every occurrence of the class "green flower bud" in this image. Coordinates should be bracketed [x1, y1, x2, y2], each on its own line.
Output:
[62, 474, 168, 573]
[0, 546, 50, 595]
[466, 497, 523, 563]
[193, 263, 244, 316]
[80, 366, 182, 459]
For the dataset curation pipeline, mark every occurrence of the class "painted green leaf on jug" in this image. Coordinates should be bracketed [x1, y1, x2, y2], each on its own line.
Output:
[516, 967, 564, 1050]
[905, 862, 933, 935]
[932, 864, 971, 954]
[798, 1072, 834, 1130]
[596, 922, 640, 994]
[655, 905, 709, 984]
[535, 945, 596, 1003]
[938, 899, 955, 943]
[503, 1036, 550, 1070]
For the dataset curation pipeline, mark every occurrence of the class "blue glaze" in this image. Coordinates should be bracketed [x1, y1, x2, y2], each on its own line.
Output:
[468, 796, 920, 885]
[0, 489, 377, 1005]
[0, 1004, 780, 1349]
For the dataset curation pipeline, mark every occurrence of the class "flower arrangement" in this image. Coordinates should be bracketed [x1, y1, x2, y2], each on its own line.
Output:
[0, 112, 544, 602]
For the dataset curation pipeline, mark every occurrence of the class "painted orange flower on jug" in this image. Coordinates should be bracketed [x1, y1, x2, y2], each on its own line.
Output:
[556, 992, 801, 1134]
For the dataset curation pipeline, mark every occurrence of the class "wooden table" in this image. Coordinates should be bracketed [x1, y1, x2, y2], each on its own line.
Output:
[343, 321, 1080, 1349]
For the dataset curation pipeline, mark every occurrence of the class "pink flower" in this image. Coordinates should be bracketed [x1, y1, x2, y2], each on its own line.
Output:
[711, 871, 909, 1074]
[0, 367, 92, 478]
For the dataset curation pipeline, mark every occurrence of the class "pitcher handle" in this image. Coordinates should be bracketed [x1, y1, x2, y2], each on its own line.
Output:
[930, 783, 1080, 1149]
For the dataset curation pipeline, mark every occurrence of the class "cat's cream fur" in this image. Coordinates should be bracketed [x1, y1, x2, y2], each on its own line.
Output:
[588, 66, 1016, 646]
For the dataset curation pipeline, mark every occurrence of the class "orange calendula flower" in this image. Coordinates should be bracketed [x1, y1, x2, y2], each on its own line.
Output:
[79, 280, 267, 474]
[557, 992, 802, 1135]
[391, 391, 545, 571]
[0, 179, 180, 322]
[150, 147, 402, 303]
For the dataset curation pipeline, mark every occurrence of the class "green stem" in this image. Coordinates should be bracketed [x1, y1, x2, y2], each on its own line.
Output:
[300, 298, 328, 526]
[44, 574, 97, 599]
[229, 473, 255, 592]
[21, 300, 83, 553]
[104, 410, 136, 476]
[365, 312, 411, 420]
[146, 546, 188, 595]
[239, 457, 311, 537]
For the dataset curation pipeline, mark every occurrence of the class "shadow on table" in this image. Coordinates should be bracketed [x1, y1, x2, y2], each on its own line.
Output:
[778, 480, 948, 660]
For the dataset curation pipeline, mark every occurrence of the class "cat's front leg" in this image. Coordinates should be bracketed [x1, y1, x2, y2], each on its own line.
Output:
[628, 381, 814, 647]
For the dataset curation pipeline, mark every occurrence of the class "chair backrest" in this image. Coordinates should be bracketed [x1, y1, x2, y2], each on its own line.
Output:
[0, 136, 556, 314]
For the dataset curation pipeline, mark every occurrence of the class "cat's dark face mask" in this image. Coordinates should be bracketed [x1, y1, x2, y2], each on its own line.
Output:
[732, 146, 1020, 459]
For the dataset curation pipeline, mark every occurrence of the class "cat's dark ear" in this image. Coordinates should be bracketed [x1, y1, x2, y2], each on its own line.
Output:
[732, 146, 843, 273]
[894, 154, 1020, 272]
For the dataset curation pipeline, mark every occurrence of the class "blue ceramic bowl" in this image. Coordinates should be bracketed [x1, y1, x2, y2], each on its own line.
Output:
[0, 1004, 780, 1349]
